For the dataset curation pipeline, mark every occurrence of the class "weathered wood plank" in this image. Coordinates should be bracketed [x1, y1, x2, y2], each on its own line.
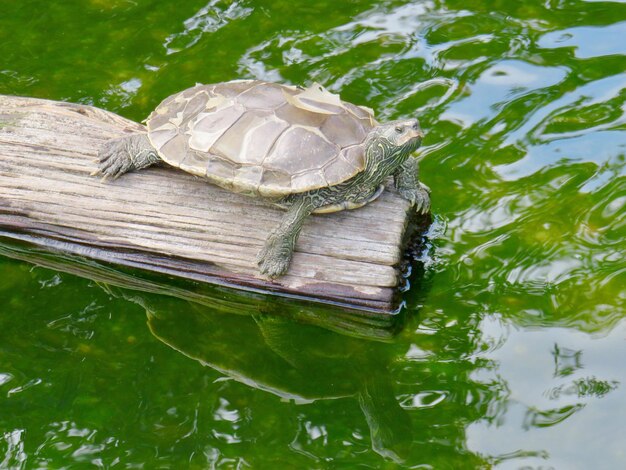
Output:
[0, 95, 425, 312]
[0, 239, 403, 339]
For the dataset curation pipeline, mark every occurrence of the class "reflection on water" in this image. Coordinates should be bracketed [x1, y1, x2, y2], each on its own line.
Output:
[142, 295, 413, 462]
[1, 0, 626, 467]
[467, 316, 625, 468]
[539, 21, 626, 59]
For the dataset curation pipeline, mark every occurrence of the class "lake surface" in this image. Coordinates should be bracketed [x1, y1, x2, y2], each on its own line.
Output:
[1, 0, 625, 468]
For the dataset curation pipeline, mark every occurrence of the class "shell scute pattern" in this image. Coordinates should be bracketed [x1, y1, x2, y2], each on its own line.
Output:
[146, 80, 376, 197]
[274, 103, 327, 128]
[212, 80, 261, 98]
[321, 113, 368, 148]
[181, 91, 211, 124]
[205, 156, 237, 183]
[265, 127, 339, 175]
[188, 106, 246, 153]
[236, 82, 294, 110]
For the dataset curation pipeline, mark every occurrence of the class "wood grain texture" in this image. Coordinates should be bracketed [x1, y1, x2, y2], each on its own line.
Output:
[0, 95, 420, 312]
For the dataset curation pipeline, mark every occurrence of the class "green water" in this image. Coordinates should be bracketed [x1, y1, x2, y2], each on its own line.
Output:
[1, 0, 626, 468]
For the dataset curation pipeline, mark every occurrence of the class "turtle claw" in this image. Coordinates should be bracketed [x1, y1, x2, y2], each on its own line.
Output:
[258, 257, 291, 279]
[96, 137, 134, 180]
[95, 134, 161, 181]
[256, 234, 293, 278]
[399, 185, 431, 215]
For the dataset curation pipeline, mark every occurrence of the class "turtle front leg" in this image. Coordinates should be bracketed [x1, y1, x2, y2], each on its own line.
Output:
[394, 157, 431, 214]
[94, 133, 161, 179]
[257, 196, 316, 278]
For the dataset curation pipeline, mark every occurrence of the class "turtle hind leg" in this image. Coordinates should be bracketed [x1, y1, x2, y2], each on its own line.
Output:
[94, 133, 161, 180]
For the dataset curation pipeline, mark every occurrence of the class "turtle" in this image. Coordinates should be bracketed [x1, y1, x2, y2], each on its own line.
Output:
[96, 79, 430, 278]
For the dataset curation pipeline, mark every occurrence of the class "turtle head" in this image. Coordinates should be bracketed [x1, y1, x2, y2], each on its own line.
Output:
[380, 118, 423, 153]
[364, 118, 424, 170]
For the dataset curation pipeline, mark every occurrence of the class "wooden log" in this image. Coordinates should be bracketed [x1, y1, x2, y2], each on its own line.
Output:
[0, 239, 403, 339]
[0, 95, 425, 312]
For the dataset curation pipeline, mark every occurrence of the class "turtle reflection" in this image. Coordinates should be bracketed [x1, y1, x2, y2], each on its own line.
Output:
[133, 294, 413, 462]
[0, 239, 421, 462]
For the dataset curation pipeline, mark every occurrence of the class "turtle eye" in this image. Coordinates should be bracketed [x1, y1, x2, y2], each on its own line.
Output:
[395, 126, 404, 134]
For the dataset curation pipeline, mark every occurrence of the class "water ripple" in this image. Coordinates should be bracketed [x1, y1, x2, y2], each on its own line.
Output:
[3, 0, 626, 468]
[539, 21, 626, 58]
[164, 0, 253, 55]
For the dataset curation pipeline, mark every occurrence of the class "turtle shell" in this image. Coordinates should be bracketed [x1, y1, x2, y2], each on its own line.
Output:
[146, 80, 377, 197]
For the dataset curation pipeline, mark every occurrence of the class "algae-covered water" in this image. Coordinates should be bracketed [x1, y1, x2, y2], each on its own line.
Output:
[1, 0, 626, 468]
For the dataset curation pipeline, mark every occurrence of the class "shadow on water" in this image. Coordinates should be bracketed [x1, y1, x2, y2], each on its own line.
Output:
[3, 220, 622, 467]
[138, 295, 413, 462]
[0, 235, 434, 462]
[0, 237, 409, 340]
